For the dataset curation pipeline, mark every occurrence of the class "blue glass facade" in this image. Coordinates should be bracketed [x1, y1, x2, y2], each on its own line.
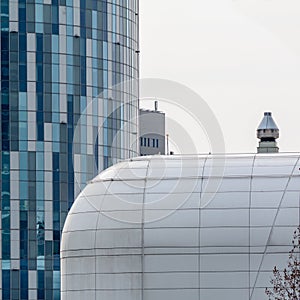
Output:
[0, 0, 139, 299]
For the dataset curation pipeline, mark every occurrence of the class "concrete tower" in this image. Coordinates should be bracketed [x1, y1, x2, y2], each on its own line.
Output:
[257, 112, 279, 153]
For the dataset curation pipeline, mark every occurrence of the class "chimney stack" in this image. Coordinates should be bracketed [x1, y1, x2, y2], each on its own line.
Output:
[257, 112, 279, 153]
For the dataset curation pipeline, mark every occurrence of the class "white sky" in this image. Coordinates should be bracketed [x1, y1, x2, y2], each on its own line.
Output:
[139, 0, 300, 154]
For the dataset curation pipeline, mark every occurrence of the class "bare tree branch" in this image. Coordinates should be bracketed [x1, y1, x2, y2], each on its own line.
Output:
[265, 226, 300, 300]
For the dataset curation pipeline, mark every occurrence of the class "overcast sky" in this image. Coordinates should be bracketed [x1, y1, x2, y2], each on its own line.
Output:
[139, 0, 300, 154]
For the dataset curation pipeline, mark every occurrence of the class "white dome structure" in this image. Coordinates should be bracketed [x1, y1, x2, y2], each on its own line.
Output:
[61, 154, 300, 300]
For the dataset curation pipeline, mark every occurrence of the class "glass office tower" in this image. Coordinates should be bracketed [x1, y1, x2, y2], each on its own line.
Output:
[0, 0, 139, 299]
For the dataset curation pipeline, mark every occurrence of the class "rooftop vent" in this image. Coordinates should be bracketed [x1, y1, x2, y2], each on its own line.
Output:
[257, 112, 279, 153]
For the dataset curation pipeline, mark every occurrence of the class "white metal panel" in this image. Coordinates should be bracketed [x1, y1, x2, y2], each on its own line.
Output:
[61, 154, 300, 300]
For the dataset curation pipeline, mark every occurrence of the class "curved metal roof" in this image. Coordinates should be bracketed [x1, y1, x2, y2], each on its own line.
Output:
[61, 154, 300, 300]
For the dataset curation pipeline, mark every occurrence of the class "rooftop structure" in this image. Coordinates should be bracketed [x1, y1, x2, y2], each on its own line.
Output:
[139, 101, 166, 156]
[257, 112, 280, 153]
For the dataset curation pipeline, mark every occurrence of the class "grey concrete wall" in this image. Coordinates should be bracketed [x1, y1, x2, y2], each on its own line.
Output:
[139, 109, 165, 155]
